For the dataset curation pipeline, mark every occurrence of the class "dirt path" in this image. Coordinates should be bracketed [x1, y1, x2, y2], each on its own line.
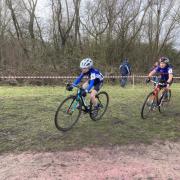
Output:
[0, 141, 180, 180]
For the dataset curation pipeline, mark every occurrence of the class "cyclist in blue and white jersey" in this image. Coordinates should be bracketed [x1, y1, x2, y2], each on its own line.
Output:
[67, 58, 104, 109]
[146, 57, 173, 89]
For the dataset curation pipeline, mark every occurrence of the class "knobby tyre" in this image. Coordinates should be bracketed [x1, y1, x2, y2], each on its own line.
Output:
[141, 92, 159, 119]
[159, 89, 171, 113]
[55, 96, 82, 131]
[90, 91, 109, 121]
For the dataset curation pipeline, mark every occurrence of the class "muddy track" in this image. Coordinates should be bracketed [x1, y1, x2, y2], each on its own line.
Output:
[0, 141, 180, 180]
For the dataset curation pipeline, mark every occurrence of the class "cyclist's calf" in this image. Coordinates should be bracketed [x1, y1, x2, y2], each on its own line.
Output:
[90, 90, 98, 106]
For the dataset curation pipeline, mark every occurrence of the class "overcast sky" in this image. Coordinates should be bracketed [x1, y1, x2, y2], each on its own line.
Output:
[36, 0, 50, 20]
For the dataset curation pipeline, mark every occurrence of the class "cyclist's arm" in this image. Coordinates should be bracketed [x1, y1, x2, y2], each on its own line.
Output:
[72, 73, 84, 86]
[148, 69, 156, 78]
[85, 72, 96, 92]
[167, 74, 173, 83]
[167, 68, 173, 84]
[86, 79, 95, 92]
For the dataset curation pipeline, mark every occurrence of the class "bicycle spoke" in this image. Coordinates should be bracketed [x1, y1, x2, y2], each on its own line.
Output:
[55, 96, 82, 131]
[141, 93, 158, 119]
[90, 91, 109, 121]
[159, 90, 171, 113]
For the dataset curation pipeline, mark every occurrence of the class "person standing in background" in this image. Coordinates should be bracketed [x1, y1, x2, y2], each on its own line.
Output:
[119, 58, 131, 87]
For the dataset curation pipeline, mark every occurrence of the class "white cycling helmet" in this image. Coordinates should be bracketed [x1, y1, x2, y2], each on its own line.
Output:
[80, 58, 93, 69]
[159, 57, 169, 64]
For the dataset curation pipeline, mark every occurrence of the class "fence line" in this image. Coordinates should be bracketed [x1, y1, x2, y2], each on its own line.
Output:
[0, 75, 180, 79]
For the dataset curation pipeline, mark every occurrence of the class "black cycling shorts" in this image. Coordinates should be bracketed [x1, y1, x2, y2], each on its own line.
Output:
[159, 78, 173, 88]
[89, 79, 103, 92]
[94, 81, 103, 92]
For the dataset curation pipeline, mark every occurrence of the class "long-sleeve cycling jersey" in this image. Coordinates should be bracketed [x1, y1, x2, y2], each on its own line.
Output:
[154, 65, 173, 81]
[72, 68, 104, 92]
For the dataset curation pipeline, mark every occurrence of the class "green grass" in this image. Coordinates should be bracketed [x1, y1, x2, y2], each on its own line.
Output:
[0, 84, 180, 154]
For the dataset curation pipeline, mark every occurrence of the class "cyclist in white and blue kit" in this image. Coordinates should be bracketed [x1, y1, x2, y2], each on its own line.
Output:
[67, 58, 104, 110]
[146, 57, 173, 89]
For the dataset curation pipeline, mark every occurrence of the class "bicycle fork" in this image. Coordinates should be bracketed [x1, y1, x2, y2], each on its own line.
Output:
[67, 97, 80, 114]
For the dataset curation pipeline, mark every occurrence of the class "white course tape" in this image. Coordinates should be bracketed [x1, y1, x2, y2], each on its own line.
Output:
[0, 75, 180, 79]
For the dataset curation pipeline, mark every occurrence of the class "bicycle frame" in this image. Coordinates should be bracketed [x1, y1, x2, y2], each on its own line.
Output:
[70, 86, 90, 113]
[151, 80, 168, 105]
[141, 79, 170, 119]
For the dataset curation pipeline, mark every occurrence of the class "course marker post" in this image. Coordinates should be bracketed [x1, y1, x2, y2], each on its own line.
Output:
[132, 74, 135, 88]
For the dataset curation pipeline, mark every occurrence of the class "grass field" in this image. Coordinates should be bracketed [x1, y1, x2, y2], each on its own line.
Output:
[0, 84, 180, 154]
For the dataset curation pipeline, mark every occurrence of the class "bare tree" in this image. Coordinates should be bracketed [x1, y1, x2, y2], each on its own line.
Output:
[51, 0, 75, 49]
[81, 0, 108, 44]
[114, 0, 150, 60]
[6, 0, 30, 60]
[0, 0, 10, 67]
[6, 0, 23, 39]
[144, 0, 180, 60]
[21, 0, 38, 40]
[0, 0, 179, 75]
[0, 0, 9, 38]
[73, 0, 81, 46]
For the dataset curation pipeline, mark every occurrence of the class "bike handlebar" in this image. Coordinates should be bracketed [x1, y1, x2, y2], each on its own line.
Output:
[150, 80, 167, 86]
[65, 82, 91, 93]
[65, 83, 80, 89]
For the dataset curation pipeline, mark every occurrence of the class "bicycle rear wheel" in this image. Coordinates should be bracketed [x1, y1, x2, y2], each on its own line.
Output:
[55, 96, 82, 131]
[141, 92, 158, 119]
[159, 89, 171, 113]
[90, 91, 109, 121]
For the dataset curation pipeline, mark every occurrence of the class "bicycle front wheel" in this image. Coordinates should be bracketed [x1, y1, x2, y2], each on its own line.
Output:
[90, 91, 109, 121]
[141, 92, 158, 119]
[159, 89, 171, 113]
[55, 96, 82, 132]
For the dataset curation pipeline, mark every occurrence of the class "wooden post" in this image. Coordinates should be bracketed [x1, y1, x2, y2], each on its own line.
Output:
[133, 74, 135, 88]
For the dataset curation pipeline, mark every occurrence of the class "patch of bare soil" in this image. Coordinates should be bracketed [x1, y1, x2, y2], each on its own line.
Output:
[0, 141, 180, 180]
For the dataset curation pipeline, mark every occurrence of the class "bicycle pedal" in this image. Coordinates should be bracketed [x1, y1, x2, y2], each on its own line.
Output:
[152, 104, 158, 110]
[98, 104, 103, 108]
[82, 108, 89, 114]
[91, 108, 99, 117]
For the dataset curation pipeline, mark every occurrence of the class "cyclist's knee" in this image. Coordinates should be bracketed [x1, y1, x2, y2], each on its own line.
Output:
[90, 90, 97, 99]
[82, 81, 88, 89]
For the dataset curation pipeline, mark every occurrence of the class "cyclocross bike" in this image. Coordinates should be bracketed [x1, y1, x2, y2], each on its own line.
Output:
[54, 84, 109, 131]
[141, 79, 171, 119]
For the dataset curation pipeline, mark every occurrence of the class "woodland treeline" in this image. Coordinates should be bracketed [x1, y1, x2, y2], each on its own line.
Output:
[0, 0, 180, 76]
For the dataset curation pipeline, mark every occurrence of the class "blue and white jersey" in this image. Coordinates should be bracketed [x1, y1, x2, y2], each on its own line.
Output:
[84, 68, 104, 81]
[154, 65, 173, 81]
[73, 68, 104, 92]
